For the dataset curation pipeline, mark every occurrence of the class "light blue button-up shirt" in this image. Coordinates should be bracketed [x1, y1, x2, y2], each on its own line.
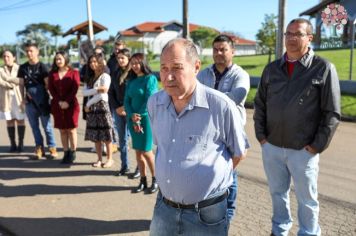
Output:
[147, 81, 250, 204]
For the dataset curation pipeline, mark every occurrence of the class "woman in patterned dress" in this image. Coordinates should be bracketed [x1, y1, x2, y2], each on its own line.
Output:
[83, 54, 115, 168]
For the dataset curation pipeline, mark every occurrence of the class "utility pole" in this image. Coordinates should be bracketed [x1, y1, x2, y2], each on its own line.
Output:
[349, 19, 356, 80]
[86, 0, 94, 47]
[276, 0, 286, 59]
[183, 0, 189, 39]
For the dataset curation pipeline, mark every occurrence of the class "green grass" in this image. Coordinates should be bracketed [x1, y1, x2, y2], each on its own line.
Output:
[245, 87, 356, 118]
[233, 49, 356, 80]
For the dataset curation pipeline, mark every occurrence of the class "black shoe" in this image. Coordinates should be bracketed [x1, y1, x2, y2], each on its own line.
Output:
[115, 168, 130, 176]
[17, 125, 25, 153]
[131, 167, 141, 179]
[17, 140, 24, 153]
[68, 150, 76, 163]
[135, 176, 147, 193]
[148, 177, 158, 194]
[9, 144, 17, 152]
[7, 126, 17, 152]
[60, 151, 71, 164]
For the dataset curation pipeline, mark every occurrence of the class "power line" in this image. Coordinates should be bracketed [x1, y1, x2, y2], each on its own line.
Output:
[0, 0, 57, 11]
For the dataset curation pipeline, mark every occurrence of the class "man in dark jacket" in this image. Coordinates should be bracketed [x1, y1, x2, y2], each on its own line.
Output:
[107, 40, 126, 74]
[254, 18, 340, 236]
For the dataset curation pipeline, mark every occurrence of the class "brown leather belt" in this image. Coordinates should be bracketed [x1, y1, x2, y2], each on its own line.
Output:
[163, 191, 228, 209]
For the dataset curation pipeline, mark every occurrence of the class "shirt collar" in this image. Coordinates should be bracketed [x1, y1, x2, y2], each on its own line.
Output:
[280, 47, 314, 68]
[156, 80, 209, 110]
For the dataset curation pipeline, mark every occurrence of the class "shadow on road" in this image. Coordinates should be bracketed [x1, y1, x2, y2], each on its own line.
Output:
[0, 217, 151, 235]
[0, 184, 134, 198]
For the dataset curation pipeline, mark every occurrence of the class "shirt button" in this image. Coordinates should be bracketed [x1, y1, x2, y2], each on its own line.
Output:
[167, 179, 170, 183]
[176, 118, 179, 122]
[168, 160, 172, 163]
[172, 139, 175, 143]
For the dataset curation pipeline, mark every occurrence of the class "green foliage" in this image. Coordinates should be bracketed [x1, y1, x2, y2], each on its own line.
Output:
[146, 49, 155, 64]
[191, 27, 219, 48]
[67, 38, 78, 49]
[125, 40, 144, 53]
[256, 14, 277, 63]
[16, 23, 63, 49]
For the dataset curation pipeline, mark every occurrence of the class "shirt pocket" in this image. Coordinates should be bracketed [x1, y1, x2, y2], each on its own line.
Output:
[183, 135, 207, 162]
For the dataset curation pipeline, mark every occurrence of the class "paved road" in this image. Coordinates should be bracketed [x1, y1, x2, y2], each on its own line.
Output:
[0, 109, 355, 236]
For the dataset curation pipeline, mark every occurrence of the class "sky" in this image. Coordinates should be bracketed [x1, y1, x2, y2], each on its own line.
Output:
[0, 0, 320, 45]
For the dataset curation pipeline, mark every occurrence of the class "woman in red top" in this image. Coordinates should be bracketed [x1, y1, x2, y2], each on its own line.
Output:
[48, 51, 80, 164]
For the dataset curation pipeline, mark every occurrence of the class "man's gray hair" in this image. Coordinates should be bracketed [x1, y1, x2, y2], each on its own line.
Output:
[161, 38, 199, 63]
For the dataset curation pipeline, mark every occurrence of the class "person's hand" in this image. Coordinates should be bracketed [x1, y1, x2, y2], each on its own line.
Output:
[133, 122, 144, 133]
[96, 86, 108, 93]
[20, 100, 26, 111]
[59, 101, 69, 110]
[116, 106, 126, 116]
[84, 106, 90, 113]
[131, 113, 141, 123]
[305, 145, 318, 154]
[260, 139, 267, 145]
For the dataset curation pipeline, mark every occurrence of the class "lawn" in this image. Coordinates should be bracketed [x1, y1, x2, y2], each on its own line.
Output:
[234, 49, 356, 81]
[245, 87, 356, 118]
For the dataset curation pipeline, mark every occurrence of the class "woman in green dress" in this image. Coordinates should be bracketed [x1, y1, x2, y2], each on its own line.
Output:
[124, 53, 158, 194]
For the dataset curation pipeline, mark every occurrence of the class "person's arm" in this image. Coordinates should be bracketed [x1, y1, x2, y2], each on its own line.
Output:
[47, 73, 59, 103]
[253, 66, 269, 144]
[85, 73, 110, 108]
[124, 81, 133, 119]
[137, 74, 158, 115]
[63, 70, 80, 104]
[0, 69, 19, 85]
[225, 68, 250, 106]
[223, 99, 250, 169]
[108, 74, 120, 110]
[309, 63, 341, 153]
[0, 70, 14, 89]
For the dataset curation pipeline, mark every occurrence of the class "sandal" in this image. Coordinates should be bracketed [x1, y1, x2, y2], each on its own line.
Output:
[92, 161, 102, 168]
[103, 159, 114, 168]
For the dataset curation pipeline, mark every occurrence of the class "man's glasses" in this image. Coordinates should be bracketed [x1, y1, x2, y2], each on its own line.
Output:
[284, 32, 310, 38]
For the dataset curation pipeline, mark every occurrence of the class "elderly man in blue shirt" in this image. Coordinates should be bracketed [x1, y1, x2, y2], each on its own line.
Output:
[148, 38, 249, 235]
[198, 34, 250, 222]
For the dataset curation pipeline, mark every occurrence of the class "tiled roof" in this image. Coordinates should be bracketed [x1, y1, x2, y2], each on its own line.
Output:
[119, 21, 213, 36]
[222, 32, 256, 45]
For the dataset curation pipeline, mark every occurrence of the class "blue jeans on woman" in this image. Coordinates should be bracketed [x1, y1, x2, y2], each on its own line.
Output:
[25, 102, 56, 148]
[262, 142, 321, 236]
[112, 111, 129, 170]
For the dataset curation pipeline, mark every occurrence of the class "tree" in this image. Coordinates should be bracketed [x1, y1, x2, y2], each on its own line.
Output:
[256, 14, 277, 63]
[190, 27, 219, 49]
[16, 23, 63, 50]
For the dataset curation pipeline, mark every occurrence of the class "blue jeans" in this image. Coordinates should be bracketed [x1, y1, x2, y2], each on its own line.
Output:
[112, 111, 129, 170]
[25, 102, 56, 148]
[262, 142, 321, 236]
[150, 192, 228, 236]
[227, 170, 238, 222]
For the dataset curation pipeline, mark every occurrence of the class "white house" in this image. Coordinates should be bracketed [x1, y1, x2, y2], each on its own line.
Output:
[116, 21, 257, 56]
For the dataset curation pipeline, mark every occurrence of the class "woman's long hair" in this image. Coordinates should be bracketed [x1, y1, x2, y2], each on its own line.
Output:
[51, 51, 71, 72]
[86, 54, 106, 88]
[128, 53, 152, 80]
[117, 48, 131, 85]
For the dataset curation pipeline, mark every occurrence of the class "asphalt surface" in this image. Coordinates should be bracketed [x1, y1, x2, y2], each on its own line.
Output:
[0, 109, 355, 236]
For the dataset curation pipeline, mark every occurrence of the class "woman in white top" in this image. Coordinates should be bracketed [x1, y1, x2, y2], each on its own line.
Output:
[0, 50, 26, 152]
[83, 54, 115, 168]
